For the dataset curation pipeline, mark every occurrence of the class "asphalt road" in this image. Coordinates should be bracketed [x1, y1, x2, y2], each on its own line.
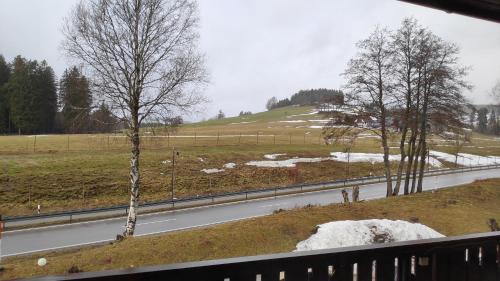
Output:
[2, 168, 500, 257]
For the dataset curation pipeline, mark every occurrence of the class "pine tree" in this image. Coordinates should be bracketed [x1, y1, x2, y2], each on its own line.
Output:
[0, 55, 10, 133]
[477, 107, 489, 133]
[488, 110, 498, 135]
[7, 56, 57, 134]
[59, 66, 92, 133]
[91, 102, 116, 133]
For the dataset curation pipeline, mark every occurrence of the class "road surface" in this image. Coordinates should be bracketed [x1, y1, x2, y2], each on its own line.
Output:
[2, 168, 499, 257]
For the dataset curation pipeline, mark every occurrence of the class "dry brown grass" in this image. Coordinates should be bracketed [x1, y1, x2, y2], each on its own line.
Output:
[1, 105, 499, 216]
[1, 178, 499, 280]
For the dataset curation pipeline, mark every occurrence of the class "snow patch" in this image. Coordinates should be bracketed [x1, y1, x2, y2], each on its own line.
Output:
[229, 121, 257, 125]
[429, 150, 500, 166]
[264, 153, 287, 160]
[198, 157, 204, 162]
[330, 152, 442, 167]
[308, 119, 332, 123]
[201, 168, 224, 174]
[161, 160, 171, 164]
[279, 120, 307, 123]
[296, 219, 444, 251]
[223, 163, 236, 169]
[286, 111, 319, 118]
[246, 157, 332, 168]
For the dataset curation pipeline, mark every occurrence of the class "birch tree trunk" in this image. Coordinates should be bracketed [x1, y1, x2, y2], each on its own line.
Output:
[124, 116, 141, 236]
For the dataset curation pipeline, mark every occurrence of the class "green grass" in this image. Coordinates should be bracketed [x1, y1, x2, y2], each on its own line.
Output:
[1, 178, 499, 280]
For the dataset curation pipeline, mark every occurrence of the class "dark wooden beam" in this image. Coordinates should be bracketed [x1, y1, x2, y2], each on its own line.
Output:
[399, 0, 500, 23]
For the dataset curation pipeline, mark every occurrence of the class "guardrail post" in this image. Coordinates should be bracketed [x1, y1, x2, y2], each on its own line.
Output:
[69, 214, 72, 224]
[245, 192, 248, 200]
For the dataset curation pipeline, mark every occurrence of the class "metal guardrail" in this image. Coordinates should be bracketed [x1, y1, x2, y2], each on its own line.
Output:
[4, 164, 500, 227]
[17, 231, 500, 281]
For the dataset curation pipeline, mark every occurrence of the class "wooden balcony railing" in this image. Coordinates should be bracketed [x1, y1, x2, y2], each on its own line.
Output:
[18, 231, 500, 281]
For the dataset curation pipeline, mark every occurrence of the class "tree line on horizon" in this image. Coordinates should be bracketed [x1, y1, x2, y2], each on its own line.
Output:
[0, 55, 117, 135]
[467, 105, 500, 135]
[266, 88, 344, 110]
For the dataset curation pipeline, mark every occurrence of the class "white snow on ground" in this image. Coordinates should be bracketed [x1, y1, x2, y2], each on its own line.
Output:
[331, 152, 444, 167]
[198, 157, 204, 162]
[330, 152, 400, 163]
[286, 111, 319, 118]
[229, 121, 257, 125]
[161, 160, 171, 164]
[246, 150, 496, 169]
[201, 168, 225, 174]
[246, 157, 333, 168]
[308, 119, 332, 123]
[223, 163, 236, 169]
[429, 150, 500, 166]
[296, 219, 444, 251]
[279, 120, 307, 123]
[26, 135, 49, 138]
[264, 153, 287, 160]
[309, 125, 324, 129]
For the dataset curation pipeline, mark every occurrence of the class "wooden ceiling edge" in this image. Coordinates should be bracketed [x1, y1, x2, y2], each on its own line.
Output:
[398, 0, 500, 24]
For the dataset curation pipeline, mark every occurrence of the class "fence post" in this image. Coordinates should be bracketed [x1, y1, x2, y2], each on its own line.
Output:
[217, 132, 220, 145]
[257, 132, 259, 144]
[33, 135, 37, 153]
[67, 135, 70, 151]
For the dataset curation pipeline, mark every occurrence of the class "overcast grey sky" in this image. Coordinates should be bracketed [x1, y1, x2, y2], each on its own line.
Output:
[1, 0, 499, 120]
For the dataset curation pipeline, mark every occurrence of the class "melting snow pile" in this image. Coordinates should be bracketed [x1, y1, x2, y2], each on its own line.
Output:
[296, 219, 444, 251]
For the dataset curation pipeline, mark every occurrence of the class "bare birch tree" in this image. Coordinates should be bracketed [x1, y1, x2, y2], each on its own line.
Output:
[62, 0, 207, 236]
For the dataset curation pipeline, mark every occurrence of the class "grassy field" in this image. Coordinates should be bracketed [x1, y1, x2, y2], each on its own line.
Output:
[1, 105, 500, 216]
[1, 178, 499, 280]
